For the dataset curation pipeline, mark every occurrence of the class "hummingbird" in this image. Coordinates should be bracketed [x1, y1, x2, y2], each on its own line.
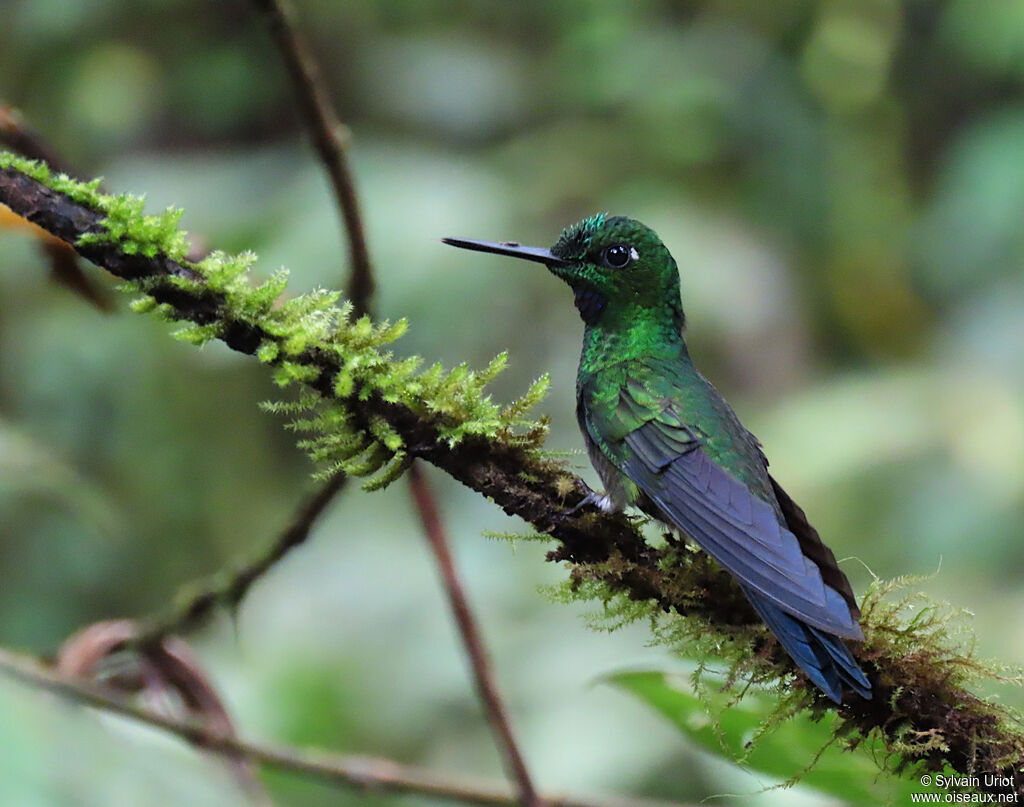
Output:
[443, 214, 871, 703]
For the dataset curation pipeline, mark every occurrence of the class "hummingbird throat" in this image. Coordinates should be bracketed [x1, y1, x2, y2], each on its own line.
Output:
[573, 288, 607, 324]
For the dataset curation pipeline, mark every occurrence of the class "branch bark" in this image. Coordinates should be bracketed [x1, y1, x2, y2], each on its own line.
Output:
[1, 161, 1022, 800]
[249, 0, 374, 317]
[410, 462, 542, 807]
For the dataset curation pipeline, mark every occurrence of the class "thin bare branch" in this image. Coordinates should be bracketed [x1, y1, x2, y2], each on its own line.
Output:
[409, 462, 542, 807]
[249, 0, 374, 316]
[57, 620, 272, 805]
[136, 473, 347, 645]
[0, 646, 692, 807]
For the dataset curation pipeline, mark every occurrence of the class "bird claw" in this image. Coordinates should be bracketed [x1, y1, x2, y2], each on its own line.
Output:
[559, 479, 613, 520]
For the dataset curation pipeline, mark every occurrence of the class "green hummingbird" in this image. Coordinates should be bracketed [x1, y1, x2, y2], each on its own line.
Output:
[443, 214, 871, 703]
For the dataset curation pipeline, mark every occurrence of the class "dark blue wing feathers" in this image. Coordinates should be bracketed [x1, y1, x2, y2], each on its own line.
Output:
[624, 443, 862, 639]
[584, 375, 871, 702]
[743, 585, 871, 702]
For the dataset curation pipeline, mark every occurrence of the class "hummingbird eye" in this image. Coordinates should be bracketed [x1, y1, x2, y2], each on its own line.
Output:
[602, 243, 633, 269]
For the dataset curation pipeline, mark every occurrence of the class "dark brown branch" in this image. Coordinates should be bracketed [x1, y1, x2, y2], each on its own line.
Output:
[0, 646, 692, 807]
[1, 163, 1022, 800]
[249, 0, 374, 316]
[136, 472, 348, 645]
[0, 105, 115, 311]
[409, 463, 542, 807]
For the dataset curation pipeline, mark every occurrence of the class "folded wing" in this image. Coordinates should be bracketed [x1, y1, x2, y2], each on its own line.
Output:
[580, 367, 862, 640]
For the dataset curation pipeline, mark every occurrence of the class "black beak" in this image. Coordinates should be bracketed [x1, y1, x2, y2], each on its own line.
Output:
[442, 237, 569, 267]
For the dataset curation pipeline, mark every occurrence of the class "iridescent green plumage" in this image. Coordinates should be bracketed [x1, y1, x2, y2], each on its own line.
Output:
[443, 215, 871, 703]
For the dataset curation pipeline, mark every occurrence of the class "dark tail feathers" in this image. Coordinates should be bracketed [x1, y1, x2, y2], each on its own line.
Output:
[742, 585, 871, 703]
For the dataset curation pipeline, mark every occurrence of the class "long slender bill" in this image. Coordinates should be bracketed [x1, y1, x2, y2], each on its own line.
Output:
[442, 237, 569, 267]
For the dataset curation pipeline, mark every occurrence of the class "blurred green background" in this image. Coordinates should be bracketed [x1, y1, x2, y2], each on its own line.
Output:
[2, 0, 1024, 804]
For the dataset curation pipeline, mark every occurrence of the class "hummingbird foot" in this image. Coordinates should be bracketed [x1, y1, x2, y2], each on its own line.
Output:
[560, 479, 615, 520]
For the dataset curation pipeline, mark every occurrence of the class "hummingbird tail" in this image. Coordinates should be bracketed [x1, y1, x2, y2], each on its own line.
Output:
[742, 585, 872, 703]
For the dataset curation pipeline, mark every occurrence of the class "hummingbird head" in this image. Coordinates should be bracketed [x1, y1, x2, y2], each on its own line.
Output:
[443, 214, 684, 330]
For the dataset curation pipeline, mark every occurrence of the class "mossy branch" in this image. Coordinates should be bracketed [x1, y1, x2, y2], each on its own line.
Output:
[2, 153, 1023, 799]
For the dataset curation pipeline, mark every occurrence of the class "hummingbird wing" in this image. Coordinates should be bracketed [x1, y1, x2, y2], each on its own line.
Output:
[579, 361, 862, 641]
[769, 474, 860, 620]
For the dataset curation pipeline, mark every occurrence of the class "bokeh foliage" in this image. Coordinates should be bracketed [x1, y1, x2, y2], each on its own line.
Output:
[2, 0, 1023, 804]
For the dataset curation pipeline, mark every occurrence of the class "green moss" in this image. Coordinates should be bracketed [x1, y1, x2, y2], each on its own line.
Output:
[256, 340, 280, 363]
[129, 295, 158, 314]
[360, 451, 410, 491]
[1, 152, 105, 207]
[482, 529, 554, 546]
[0, 153, 191, 261]
[171, 322, 221, 346]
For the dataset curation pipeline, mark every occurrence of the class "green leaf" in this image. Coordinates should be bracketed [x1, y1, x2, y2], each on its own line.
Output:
[607, 670, 918, 805]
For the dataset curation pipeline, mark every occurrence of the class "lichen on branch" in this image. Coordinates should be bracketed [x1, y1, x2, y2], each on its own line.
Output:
[2, 151, 1024, 799]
